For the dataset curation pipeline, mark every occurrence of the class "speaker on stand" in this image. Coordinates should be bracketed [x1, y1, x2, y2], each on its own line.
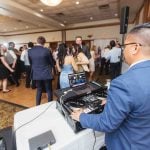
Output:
[120, 6, 130, 35]
[120, 6, 130, 45]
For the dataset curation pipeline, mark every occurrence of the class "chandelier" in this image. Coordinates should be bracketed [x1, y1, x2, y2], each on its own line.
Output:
[40, 0, 62, 6]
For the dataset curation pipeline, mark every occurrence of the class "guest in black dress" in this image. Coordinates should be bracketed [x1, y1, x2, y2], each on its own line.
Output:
[0, 46, 14, 92]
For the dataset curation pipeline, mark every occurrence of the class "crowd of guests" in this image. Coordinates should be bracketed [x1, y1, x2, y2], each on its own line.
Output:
[0, 35, 122, 105]
[1, 23, 149, 150]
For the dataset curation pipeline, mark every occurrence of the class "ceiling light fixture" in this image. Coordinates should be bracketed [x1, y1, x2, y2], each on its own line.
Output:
[90, 17, 93, 20]
[34, 12, 43, 18]
[60, 23, 65, 27]
[40, 0, 62, 6]
[114, 13, 118, 17]
[76, 1, 79, 5]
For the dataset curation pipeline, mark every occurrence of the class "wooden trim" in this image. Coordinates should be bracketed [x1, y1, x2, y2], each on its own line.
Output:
[143, 0, 150, 22]
[15, 41, 60, 45]
[0, 29, 61, 37]
[133, 2, 144, 24]
[65, 22, 120, 31]
[0, 22, 121, 37]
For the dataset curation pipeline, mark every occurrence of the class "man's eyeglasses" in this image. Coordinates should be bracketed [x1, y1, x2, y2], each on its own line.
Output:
[121, 43, 142, 49]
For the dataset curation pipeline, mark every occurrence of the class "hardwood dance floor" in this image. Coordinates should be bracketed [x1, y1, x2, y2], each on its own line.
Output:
[0, 73, 110, 108]
[0, 78, 57, 108]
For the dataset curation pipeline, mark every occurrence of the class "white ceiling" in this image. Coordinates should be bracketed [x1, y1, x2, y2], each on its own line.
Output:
[0, 0, 144, 35]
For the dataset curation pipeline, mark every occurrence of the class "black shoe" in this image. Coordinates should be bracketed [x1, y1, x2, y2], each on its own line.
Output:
[25, 85, 30, 88]
[99, 146, 107, 150]
[31, 86, 36, 89]
[10, 82, 15, 85]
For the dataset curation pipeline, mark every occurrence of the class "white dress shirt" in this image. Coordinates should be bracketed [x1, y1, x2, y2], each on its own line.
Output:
[107, 47, 121, 63]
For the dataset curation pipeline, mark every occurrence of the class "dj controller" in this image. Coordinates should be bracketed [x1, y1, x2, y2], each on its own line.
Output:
[64, 93, 104, 114]
[55, 81, 107, 133]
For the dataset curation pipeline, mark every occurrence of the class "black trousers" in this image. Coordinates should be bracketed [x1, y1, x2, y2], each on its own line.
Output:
[36, 80, 52, 105]
[8, 64, 19, 86]
[100, 58, 110, 75]
[25, 65, 36, 88]
[110, 62, 120, 80]
[25, 65, 31, 87]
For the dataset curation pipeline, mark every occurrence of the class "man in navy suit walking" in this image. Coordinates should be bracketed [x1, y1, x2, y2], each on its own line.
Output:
[29, 36, 54, 105]
[71, 23, 150, 150]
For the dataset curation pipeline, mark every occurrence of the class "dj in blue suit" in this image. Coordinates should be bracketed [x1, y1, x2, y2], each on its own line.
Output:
[28, 36, 54, 105]
[71, 23, 150, 150]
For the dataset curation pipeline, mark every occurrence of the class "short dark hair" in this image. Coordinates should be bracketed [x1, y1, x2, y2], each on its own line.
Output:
[75, 36, 82, 40]
[37, 36, 46, 45]
[129, 23, 150, 34]
[110, 40, 116, 48]
[129, 23, 150, 46]
[8, 42, 15, 47]
[28, 42, 34, 48]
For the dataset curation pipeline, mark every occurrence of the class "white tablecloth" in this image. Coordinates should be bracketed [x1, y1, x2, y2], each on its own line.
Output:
[14, 101, 105, 150]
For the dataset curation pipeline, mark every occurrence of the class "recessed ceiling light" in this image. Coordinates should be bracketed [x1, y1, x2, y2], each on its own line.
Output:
[26, 26, 29, 29]
[76, 1, 79, 5]
[90, 17, 93, 20]
[114, 13, 118, 17]
[60, 23, 65, 27]
[14, 27, 17, 30]
[34, 12, 43, 18]
[40, 9, 44, 12]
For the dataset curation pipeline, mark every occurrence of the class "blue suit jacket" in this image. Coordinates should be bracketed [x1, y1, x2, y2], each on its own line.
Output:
[28, 45, 53, 80]
[80, 60, 150, 150]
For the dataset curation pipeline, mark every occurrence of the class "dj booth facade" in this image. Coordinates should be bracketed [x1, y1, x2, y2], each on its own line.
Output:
[14, 101, 105, 150]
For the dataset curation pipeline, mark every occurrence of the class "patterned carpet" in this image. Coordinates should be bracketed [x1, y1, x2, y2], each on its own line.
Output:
[0, 100, 26, 129]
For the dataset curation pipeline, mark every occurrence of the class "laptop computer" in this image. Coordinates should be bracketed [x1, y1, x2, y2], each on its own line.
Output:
[68, 72, 92, 94]
[54, 72, 103, 99]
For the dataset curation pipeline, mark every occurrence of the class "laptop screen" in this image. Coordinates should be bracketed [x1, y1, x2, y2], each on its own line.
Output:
[68, 72, 87, 88]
